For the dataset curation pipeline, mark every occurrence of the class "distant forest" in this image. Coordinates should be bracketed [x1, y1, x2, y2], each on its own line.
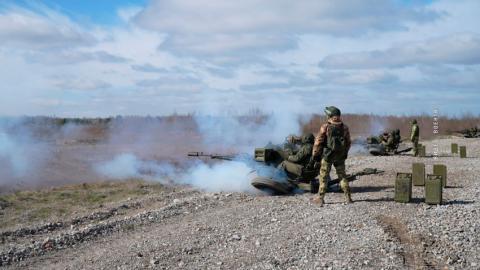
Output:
[1, 114, 479, 140]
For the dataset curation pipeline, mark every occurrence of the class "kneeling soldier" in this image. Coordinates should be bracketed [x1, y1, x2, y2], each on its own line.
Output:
[278, 133, 314, 178]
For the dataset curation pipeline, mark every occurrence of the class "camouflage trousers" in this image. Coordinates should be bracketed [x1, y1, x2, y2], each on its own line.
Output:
[317, 159, 351, 199]
[278, 160, 303, 178]
[412, 139, 419, 156]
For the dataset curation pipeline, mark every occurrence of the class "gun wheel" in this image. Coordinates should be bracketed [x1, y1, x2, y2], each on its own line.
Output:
[251, 176, 293, 195]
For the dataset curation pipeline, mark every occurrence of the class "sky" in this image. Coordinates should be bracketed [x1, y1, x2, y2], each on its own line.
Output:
[0, 0, 479, 117]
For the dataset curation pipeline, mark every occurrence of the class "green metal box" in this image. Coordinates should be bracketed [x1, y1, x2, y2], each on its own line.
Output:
[412, 163, 425, 186]
[433, 164, 447, 187]
[425, 174, 442, 205]
[395, 173, 412, 203]
[459, 146, 467, 158]
[451, 143, 458, 154]
[418, 144, 426, 157]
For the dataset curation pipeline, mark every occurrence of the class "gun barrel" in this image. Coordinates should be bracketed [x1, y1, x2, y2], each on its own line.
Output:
[188, 151, 204, 157]
[187, 151, 236, 161]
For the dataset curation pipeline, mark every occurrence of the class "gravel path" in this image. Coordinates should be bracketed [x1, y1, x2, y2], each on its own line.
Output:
[2, 138, 479, 269]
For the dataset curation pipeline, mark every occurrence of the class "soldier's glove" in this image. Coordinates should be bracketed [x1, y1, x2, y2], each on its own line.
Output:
[306, 158, 315, 170]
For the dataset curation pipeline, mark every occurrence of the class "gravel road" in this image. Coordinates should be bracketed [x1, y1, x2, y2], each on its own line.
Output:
[1, 137, 479, 269]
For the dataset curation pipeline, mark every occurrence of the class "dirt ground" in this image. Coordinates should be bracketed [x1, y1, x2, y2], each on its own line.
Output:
[1, 137, 479, 269]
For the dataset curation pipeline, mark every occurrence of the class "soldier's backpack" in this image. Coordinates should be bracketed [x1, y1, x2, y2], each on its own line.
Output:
[324, 123, 347, 162]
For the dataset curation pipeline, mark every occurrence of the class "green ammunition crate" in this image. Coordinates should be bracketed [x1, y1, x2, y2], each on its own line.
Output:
[433, 164, 447, 188]
[395, 173, 412, 203]
[417, 144, 426, 157]
[425, 175, 442, 205]
[451, 143, 458, 154]
[459, 146, 467, 158]
[412, 163, 425, 186]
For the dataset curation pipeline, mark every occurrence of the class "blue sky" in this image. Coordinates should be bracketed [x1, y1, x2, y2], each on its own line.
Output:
[0, 0, 479, 116]
[4, 0, 146, 24]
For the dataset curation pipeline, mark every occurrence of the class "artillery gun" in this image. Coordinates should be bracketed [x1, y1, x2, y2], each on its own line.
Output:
[364, 134, 412, 156]
[188, 142, 384, 195]
[454, 127, 480, 138]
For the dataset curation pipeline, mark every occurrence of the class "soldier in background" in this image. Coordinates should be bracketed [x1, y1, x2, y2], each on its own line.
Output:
[311, 106, 352, 206]
[393, 129, 401, 150]
[380, 132, 395, 152]
[410, 119, 420, 156]
[278, 133, 314, 179]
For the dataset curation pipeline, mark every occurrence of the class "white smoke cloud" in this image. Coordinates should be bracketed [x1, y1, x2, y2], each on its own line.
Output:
[95, 153, 177, 181]
[368, 117, 388, 136]
[94, 106, 305, 193]
[0, 119, 53, 188]
[95, 153, 259, 193]
[183, 161, 257, 193]
[0, 132, 28, 178]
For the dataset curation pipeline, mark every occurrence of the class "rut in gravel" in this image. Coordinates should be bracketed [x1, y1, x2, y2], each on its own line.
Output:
[376, 214, 443, 270]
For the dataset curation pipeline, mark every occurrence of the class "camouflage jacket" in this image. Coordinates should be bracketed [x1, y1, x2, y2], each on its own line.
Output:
[312, 117, 351, 158]
[381, 133, 395, 147]
[287, 143, 313, 165]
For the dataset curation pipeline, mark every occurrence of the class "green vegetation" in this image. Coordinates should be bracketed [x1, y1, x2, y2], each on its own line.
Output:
[0, 180, 164, 229]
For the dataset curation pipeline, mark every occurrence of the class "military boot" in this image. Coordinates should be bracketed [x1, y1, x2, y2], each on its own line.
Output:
[344, 192, 353, 204]
[340, 179, 353, 204]
[311, 196, 325, 207]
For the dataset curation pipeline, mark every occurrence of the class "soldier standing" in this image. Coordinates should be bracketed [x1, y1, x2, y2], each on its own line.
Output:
[410, 119, 420, 156]
[311, 106, 352, 206]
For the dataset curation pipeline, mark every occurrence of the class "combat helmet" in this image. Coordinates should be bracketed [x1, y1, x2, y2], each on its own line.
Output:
[302, 133, 314, 144]
[324, 106, 341, 117]
[412, 119, 417, 124]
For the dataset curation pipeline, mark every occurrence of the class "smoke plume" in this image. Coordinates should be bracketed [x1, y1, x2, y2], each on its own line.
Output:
[0, 119, 53, 189]
[94, 104, 305, 193]
[0, 132, 28, 178]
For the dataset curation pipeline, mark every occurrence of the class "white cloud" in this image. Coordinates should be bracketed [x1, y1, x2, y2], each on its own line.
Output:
[320, 33, 480, 69]
[26, 50, 129, 65]
[0, 0, 479, 117]
[0, 6, 95, 50]
[134, 0, 440, 56]
[52, 77, 112, 91]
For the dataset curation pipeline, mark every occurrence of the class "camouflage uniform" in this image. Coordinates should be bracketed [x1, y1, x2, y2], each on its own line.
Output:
[312, 115, 352, 205]
[283, 135, 301, 156]
[278, 134, 314, 178]
[381, 132, 395, 152]
[393, 129, 401, 150]
[410, 120, 420, 156]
